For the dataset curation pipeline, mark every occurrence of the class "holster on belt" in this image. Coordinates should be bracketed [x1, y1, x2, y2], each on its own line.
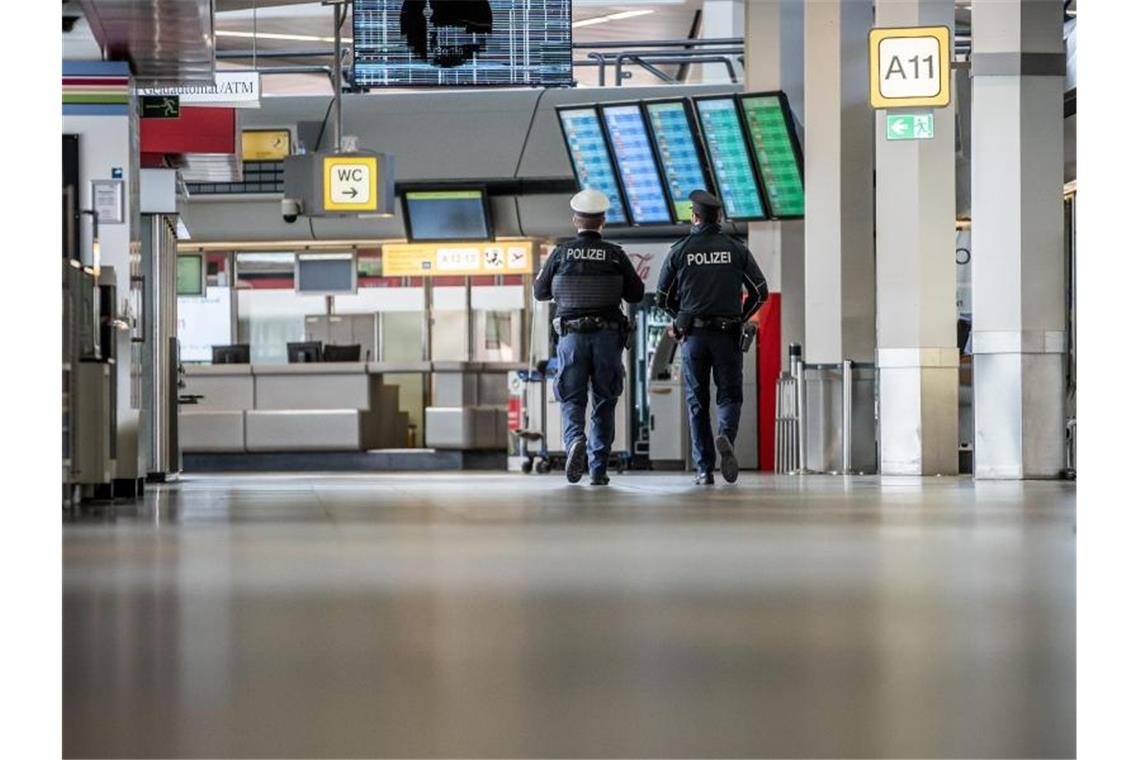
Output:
[739, 322, 758, 352]
[673, 313, 694, 339]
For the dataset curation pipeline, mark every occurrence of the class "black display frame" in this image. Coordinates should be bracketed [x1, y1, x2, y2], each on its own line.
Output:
[640, 96, 716, 225]
[294, 251, 358, 296]
[400, 185, 495, 243]
[555, 104, 632, 227]
[597, 100, 675, 227]
[351, 0, 575, 90]
[735, 90, 806, 221]
[690, 94, 770, 223]
[176, 253, 207, 297]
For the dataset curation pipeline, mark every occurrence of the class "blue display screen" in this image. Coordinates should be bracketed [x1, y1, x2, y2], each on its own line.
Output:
[695, 98, 767, 220]
[558, 108, 628, 225]
[645, 100, 711, 223]
[601, 104, 672, 225]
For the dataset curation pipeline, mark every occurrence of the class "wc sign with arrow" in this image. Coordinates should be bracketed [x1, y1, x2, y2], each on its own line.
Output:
[323, 155, 378, 212]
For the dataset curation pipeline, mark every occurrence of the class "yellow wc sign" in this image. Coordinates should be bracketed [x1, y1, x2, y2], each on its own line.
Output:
[323, 155, 378, 212]
[868, 26, 952, 109]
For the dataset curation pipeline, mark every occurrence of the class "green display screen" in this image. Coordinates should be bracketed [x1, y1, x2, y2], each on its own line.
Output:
[694, 97, 767, 220]
[176, 255, 205, 296]
[740, 94, 805, 218]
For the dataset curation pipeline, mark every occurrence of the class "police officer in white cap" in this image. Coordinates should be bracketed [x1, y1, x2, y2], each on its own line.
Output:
[656, 190, 768, 485]
[534, 189, 645, 485]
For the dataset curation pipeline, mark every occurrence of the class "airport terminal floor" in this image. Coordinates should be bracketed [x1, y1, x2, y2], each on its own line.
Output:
[64, 473, 1075, 759]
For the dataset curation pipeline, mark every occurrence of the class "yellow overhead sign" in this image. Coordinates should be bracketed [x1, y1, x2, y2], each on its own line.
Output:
[382, 241, 535, 278]
[241, 129, 291, 161]
[323, 155, 378, 212]
[869, 26, 952, 109]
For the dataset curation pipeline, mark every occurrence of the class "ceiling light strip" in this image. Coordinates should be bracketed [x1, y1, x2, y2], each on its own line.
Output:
[572, 9, 655, 29]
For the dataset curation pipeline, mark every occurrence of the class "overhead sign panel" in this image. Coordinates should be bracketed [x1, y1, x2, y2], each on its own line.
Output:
[138, 71, 261, 108]
[557, 106, 629, 226]
[693, 97, 767, 221]
[645, 99, 712, 223]
[242, 130, 291, 161]
[382, 241, 535, 277]
[600, 104, 672, 226]
[739, 93, 805, 219]
[323, 155, 378, 212]
[869, 26, 951, 109]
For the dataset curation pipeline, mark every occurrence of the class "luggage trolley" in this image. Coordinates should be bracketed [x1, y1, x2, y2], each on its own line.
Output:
[514, 358, 559, 474]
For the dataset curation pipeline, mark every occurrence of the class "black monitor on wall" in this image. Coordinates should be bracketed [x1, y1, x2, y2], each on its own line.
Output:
[212, 344, 251, 365]
[323, 344, 363, 363]
[287, 341, 323, 364]
[353, 1, 573, 88]
[402, 188, 493, 242]
[295, 253, 357, 295]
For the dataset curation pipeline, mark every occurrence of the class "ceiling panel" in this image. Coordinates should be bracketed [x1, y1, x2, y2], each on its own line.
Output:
[77, 0, 216, 85]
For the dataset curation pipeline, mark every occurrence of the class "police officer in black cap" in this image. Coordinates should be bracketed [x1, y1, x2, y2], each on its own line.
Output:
[655, 190, 768, 485]
[534, 190, 645, 485]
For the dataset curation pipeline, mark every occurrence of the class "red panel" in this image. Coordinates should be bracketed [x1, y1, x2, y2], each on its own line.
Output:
[140, 107, 237, 155]
[755, 294, 782, 472]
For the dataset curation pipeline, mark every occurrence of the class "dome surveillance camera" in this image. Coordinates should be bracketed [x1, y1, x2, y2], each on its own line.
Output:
[281, 198, 303, 224]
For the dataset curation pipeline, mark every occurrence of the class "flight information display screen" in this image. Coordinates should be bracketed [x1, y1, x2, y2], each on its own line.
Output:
[403, 189, 491, 241]
[557, 107, 628, 225]
[645, 100, 711, 223]
[600, 104, 672, 226]
[739, 93, 805, 219]
[353, 1, 573, 87]
[694, 97, 767, 220]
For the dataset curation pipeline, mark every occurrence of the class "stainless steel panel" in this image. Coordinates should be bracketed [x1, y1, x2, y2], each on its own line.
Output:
[804, 364, 877, 474]
[78, 0, 216, 86]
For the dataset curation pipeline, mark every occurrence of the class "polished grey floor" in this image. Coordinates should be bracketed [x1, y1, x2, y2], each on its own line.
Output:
[64, 473, 1075, 759]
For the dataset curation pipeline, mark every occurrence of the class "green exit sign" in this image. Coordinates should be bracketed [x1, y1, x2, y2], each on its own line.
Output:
[141, 95, 180, 119]
[886, 112, 934, 140]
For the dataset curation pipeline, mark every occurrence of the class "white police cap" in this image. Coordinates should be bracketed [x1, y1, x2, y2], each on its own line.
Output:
[570, 189, 610, 215]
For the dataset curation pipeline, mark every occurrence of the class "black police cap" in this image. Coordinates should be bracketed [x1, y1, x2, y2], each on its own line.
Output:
[688, 190, 723, 213]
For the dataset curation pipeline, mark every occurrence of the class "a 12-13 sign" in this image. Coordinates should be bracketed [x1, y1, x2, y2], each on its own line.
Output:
[868, 26, 951, 109]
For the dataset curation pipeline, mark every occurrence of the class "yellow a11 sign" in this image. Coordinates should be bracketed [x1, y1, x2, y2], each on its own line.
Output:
[869, 26, 952, 109]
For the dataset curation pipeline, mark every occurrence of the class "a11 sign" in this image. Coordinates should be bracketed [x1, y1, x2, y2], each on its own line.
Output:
[869, 26, 951, 109]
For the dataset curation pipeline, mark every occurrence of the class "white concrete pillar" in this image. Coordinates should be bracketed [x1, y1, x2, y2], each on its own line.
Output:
[874, 0, 959, 476]
[745, 0, 804, 369]
[700, 0, 744, 83]
[971, 0, 1066, 479]
[803, 0, 876, 364]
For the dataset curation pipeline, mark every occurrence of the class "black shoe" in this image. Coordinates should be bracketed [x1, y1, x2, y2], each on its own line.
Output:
[565, 438, 587, 483]
[590, 472, 610, 486]
[694, 470, 714, 485]
[716, 435, 739, 484]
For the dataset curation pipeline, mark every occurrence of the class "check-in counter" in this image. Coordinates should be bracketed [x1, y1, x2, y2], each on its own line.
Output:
[424, 360, 522, 451]
[180, 363, 405, 453]
[182, 364, 254, 411]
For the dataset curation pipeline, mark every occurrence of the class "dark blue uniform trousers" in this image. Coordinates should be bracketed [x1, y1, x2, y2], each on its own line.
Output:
[682, 328, 744, 473]
[554, 330, 625, 476]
